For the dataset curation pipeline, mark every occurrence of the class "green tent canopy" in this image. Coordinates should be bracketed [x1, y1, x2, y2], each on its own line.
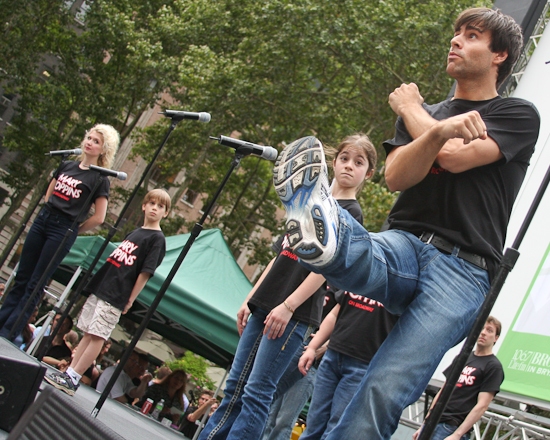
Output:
[56, 229, 252, 368]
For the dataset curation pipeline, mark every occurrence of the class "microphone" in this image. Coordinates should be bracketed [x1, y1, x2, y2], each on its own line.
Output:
[160, 110, 211, 122]
[211, 135, 278, 161]
[45, 148, 82, 157]
[89, 165, 127, 180]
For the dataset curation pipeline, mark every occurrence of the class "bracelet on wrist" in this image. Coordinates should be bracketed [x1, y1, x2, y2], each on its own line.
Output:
[283, 300, 295, 313]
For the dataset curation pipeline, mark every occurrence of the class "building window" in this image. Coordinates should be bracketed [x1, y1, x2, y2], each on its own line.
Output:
[182, 189, 199, 206]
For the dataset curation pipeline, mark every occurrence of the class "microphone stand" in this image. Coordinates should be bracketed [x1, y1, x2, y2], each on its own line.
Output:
[7, 176, 104, 342]
[38, 116, 185, 360]
[92, 147, 248, 418]
[418, 162, 550, 439]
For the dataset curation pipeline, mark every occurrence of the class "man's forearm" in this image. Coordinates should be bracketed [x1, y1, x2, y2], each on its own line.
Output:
[453, 403, 489, 437]
[128, 380, 149, 399]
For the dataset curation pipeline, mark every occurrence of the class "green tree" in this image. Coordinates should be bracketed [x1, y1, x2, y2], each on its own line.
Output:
[131, 0, 489, 266]
[166, 351, 215, 391]
[0, 0, 187, 236]
[1, 0, 491, 269]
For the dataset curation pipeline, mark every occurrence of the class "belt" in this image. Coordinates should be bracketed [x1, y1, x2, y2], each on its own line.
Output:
[419, 232, 487, 271]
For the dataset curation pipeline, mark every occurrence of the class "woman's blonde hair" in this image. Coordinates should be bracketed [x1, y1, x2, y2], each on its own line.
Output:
[77, 124, 120, 168]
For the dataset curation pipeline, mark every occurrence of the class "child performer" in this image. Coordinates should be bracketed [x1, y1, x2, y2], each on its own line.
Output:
[45, 188, 170, 395]
[199, 134, 376, 440]
[297, 292, 398, 439]
[0, 124, 119, 341]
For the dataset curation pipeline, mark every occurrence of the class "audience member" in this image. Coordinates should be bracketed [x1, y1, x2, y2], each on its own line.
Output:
[36, 314, 73, 367]
[96, 351, 152, 403]
[16, 306, 39, 350]
[64, 329, 80, 350]
[150, 365, 172, 385]
[180, 390, 219, 439]
[140, 369, 187, 422]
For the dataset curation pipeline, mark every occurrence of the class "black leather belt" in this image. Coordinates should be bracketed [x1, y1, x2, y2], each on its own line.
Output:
[419, 232, 487, 271]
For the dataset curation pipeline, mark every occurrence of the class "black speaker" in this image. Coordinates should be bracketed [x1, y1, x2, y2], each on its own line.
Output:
[7, 386, 125, 440]
[0, 337, 46, 432]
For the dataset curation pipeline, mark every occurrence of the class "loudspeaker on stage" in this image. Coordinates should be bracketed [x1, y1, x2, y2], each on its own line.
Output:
[0, 336, 46, 432]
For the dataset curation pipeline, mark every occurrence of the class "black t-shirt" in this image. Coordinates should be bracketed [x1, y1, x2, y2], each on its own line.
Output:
[48, 161, 110, 222]
[328, 290, 398, 363]
[37, 336, 72, 362]
[179, 405, 209, 438]
[440, 352, 504, 427]
[248, 199, 363, 328]
[383, 97, 539, 279]
[86, 227, 166, 310]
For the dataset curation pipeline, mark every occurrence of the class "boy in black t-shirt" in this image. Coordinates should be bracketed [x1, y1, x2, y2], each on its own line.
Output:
[45, 189, 170, 395]
[414, 317, 504, 440]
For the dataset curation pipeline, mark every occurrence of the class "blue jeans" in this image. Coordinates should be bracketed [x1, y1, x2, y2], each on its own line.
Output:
[0, 206, 78, 340]
[432, 423, 471, 440]
[300, 209, 490, 440]
[199, 309, 314, 440]
[262, 342, 317, 440]
[301, 349, 370, 440]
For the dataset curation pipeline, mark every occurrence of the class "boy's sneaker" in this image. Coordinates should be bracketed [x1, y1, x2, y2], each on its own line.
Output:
[273, 136, 339, 265]
[44, 371, 78, 396]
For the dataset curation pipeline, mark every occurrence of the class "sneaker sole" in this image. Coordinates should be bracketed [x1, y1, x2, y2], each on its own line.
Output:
[273, 136, 335, 261]
[44, 374, 76, 396]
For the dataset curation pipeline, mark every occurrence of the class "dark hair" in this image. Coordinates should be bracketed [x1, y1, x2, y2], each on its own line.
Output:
[326, 133, 377, 194]
[486, 315, 502, 337]
[454, 8, 523, 87]
[158, 369, 187, 408]
[200, 389, 214, 398]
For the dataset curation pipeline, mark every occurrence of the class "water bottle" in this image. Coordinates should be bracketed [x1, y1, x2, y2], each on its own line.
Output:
[151, 398, 165, 420]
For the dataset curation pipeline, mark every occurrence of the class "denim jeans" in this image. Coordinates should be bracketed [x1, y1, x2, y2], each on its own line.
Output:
[431, 423, 471, 440]
[0, 206, 78, 340]
[262, 341, 317, 440]
[301, 349, 370, 440]
[199, 309, 314, 440]
[300, 209, 490, 440]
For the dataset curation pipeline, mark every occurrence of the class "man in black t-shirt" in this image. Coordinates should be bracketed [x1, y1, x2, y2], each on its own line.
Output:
[180, 390, 219, 438]
[274, 8, 539, 440]
[414, 317, 504, 440]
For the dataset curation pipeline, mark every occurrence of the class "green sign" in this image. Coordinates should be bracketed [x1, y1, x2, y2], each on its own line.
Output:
[498, 243, 550, 400]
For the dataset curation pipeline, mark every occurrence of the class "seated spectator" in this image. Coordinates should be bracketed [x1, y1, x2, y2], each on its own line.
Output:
[150, 365, 172, 385]
[36, 314, 74, 367]
[179, 390, 219, 438]
[96, 351, 152, 403]
[64, 330, 79, 350]
[139, 369, 187, 422]
[16, 306, 39, 350]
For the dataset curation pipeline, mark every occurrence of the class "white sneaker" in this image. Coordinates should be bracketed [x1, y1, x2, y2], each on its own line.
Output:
[273, 136, 339, 265]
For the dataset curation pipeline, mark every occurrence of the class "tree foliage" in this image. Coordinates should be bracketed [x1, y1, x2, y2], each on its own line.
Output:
[0, 0, 490, 267]
[165, 351, 215, 391]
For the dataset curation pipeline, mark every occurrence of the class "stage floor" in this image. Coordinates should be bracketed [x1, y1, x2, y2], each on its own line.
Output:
[1, 364, 189, 440]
